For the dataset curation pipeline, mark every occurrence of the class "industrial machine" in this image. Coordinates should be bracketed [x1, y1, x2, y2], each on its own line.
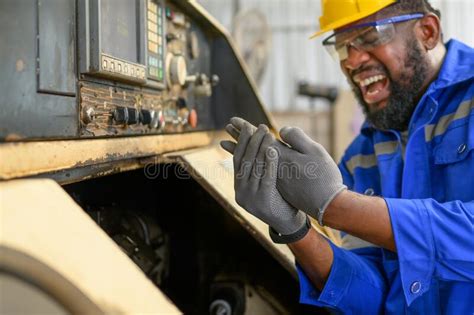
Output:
[0, 1, 333, 313]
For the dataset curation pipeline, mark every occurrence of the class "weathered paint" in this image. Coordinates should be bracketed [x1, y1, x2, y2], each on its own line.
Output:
[0, 131, 214, 179]
[0, 179, 182, 314]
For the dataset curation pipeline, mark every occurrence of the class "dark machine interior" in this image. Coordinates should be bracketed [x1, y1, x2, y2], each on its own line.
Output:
[63, 165, 326, 314]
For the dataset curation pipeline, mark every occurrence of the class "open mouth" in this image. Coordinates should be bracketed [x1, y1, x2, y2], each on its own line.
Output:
[358, 74, 390, 106]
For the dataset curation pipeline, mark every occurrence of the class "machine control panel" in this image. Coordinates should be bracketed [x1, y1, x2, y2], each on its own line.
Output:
[79, 1, 216, 137]
[0, 0, 271, 141]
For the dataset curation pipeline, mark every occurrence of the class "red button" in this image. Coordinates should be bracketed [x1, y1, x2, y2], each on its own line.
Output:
[188, 109, 198, 128]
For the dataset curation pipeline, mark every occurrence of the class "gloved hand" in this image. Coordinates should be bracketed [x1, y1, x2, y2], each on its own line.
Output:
[221, 117, 346, 226]
[221, 117, 291, 155]
[224, 122, 308, 238]
[276, 126, 347, 225]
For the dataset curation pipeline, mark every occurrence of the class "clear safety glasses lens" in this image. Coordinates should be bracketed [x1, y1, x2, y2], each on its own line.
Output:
[323, 23, 396, 61]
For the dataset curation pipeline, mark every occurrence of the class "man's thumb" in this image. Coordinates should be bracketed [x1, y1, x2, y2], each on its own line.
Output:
[279, 127, 315, 154]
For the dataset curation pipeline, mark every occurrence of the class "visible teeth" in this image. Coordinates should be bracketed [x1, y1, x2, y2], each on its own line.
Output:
[360, 75, 386, 88]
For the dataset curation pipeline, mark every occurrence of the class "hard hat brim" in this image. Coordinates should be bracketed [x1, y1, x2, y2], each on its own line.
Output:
[309, 1, 396, 39]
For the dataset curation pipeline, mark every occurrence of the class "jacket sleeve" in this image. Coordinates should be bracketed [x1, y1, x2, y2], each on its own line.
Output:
[297, 243, 387, 314]
[385, 198, 474, 305]
[297, 153, 388, 313]
[338, 159, 354, 190]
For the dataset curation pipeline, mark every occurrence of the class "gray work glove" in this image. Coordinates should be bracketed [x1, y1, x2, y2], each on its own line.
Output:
[221, 117, 289, 157]
[276, 126, 347, 225]
[221, 118, 346, 226]
[223, 122, 307, 236]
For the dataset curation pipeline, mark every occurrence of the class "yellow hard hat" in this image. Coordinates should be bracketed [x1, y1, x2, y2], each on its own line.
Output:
[311, 0, 397, 38]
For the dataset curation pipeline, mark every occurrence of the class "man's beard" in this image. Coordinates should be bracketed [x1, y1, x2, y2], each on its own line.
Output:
[351, 39, 430, 131]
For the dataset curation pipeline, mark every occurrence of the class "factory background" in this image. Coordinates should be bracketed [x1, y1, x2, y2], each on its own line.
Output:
[198, 0, 474, 112]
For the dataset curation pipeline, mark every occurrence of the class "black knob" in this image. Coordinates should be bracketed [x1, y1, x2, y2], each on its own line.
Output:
[177, 97, 187, 109]
[140, 109, 153, 125]
[113, 106, 128, 124]
[127, 108, 139, 125]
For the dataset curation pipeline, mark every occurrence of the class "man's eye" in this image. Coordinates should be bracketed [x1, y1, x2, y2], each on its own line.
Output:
[358, 31, 379, 45]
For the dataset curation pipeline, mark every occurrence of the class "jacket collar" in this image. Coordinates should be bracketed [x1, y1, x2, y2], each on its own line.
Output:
[433, 39, 474, 90]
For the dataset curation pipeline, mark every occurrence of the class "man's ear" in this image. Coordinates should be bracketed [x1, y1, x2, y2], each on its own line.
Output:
[416, 13, 442, 50]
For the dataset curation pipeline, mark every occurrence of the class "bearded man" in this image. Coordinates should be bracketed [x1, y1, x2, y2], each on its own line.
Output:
[221, 0, 474, 313]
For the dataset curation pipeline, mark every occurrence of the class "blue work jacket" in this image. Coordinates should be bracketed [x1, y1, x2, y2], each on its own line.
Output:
[297, 39, 474, 314]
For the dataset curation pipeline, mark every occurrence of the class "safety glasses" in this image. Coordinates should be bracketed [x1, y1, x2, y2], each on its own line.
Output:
[322, 13, 424, 61]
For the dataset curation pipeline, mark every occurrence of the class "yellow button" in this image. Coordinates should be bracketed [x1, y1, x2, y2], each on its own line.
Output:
[149, 42, 158, 53]
[148, 31, 158, 43]
[148, 20, 157, 32]
[148, 12, 157, 23]
[148, 1, 157, 13]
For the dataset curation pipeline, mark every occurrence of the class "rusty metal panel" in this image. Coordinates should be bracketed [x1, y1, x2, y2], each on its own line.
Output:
[37, 0, 76, 95]
[0, 0, 78, 140]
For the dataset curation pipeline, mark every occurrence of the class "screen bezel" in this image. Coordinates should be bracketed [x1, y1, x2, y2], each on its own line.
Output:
[78, 0, 148, 84]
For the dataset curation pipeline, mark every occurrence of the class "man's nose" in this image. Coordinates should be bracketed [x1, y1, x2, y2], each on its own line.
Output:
[342, 45, 371, 70]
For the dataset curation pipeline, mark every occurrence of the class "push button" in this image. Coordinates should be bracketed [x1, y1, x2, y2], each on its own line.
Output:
[188, 109, 198, 128]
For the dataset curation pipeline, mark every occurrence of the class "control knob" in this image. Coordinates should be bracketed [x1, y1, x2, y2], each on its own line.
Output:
[140, 109, 164, 129]
[127, 108, 139, 125]
[167, 54, 188, 86]
[113, 107, 128, 125]
[113, 107, 140, 125]
[140, 109, 153, 126]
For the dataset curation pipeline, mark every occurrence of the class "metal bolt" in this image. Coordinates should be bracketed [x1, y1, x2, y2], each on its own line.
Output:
[82, 106, 95, 124]
[209, 299, 232, 315]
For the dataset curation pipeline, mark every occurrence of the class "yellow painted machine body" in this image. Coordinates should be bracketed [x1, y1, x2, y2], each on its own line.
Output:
[0, 1, 339, 314]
